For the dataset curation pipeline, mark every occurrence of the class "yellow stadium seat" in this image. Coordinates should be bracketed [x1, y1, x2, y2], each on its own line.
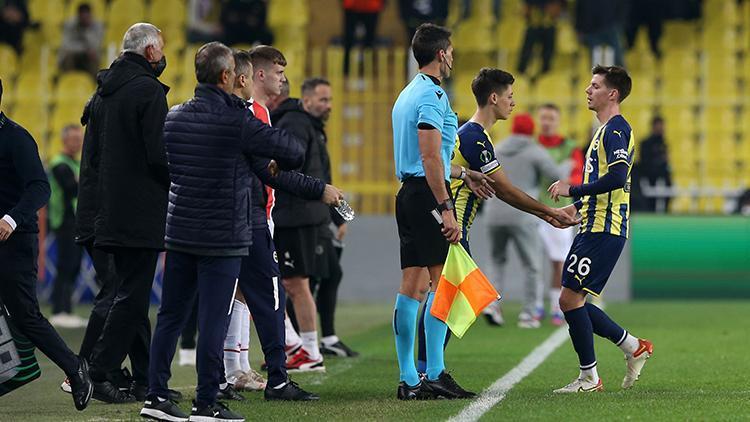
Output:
[19, 45, 58, 78]
[556, 21, 578, 55]
[27, 0, 65, 29]
[11, 102, 49, 155]
[268, 0, 308, 28]
[532, 72, 573, 106]
[105, 0, 147, 47]
[54, 72, 96, 106]
[149, 0, 186, 48]
[660, 21, 699, 51]
[703, 106, 737, 133]
[703, 0, 738, 27]
[626, 71, 655, 107]
[0, 44, 18, 82]
[453, 19, 494, 54]
[661, 105, 697, 137]
[12, 74, 53, 106]
[50, 100, 88, 140]
[496, 17, 526, 53]
[660, 51, 698, 78]
[660, 76, 698, 104]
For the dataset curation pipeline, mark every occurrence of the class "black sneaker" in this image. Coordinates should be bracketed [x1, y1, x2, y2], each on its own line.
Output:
[140, 395, 189, 422]
[423, 371, 477, 399]
[190, 400, 244, 422]
[113, 367, 133, 391]
[320, 340, 360, 357]
[397, 380, 435, 400]
[92, 380, 137, 403]
[264, 380, 319, 401]
[68, 356, 93, 411]
[216, 384, 245, 401]
[131, 382, 184, 402]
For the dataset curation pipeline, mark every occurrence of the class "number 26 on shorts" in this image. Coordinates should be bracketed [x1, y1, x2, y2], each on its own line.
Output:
[566, 254, 591, 277]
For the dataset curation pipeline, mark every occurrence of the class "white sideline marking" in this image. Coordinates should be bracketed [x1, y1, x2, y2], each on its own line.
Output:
[448, 326, 570, 422]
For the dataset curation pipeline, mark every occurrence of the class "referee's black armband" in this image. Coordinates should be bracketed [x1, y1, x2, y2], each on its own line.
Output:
[417, 122, 436, 130]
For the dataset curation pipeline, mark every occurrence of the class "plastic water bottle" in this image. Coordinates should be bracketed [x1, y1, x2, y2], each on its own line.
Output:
[335, 199, 355, 222]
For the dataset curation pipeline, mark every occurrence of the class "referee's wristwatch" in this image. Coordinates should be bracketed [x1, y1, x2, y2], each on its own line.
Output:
[436, 199, 454, 213]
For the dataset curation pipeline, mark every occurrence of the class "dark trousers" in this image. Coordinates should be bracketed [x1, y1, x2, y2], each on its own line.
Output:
[517, 26, 556, 75]
[88, 247, 158, 383]
[343, 10, 379, 75]
[148, 250, 241, 407]
[180, 299, 199, 350]
[51, 226, 82, 315]
[79, 245, 151, 385]
[237, 228, 288, 387]
[0, 233, 78, 375]
[310, 246, 343, 338]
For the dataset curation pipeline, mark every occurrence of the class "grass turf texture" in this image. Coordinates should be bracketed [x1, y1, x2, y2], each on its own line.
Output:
[1, 301, 748, 421]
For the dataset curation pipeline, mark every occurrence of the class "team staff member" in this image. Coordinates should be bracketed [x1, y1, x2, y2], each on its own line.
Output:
[75, 23, 170, 403]
[0, 79, 92, 411]
[390, 23, 495, 401]
[141, 42, 304, 422]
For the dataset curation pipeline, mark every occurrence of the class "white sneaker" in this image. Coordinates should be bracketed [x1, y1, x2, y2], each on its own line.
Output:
[179, 348, 196, 366]
[517, 313, 541, 329]
[482, 301, 504, 326]
[622, 338, 654, 389]
[49, 313, 86, 329]
[553, 377, 603, 393]
[234, 369, 267, 391]
[60, 377, 72, 394]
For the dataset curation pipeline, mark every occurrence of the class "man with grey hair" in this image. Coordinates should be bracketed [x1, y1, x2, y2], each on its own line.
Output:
[74, 22, 170, 404]
[141, 41, 304, 422]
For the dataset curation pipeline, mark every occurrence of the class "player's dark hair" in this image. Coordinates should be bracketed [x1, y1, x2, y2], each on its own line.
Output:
[233, 49, 253, 77]
[248, 45, 287, 70]
[592, 65, 631, 103]
[411, 23, 452, 69]
[539, 102, 560, 113]
[471, 68, 514, 107]
[301, 77, 330, 96]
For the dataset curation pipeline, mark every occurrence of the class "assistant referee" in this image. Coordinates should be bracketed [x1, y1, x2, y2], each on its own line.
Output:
[390, 23, 482, 401]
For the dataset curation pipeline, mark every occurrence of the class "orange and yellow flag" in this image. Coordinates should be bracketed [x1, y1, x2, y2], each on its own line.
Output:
[430, 243, 500, 338]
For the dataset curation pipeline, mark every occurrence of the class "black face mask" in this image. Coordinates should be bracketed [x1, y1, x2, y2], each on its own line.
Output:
[150, 55, 167, 77]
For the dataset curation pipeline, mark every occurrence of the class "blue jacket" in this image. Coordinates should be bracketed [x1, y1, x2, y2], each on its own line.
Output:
[163, 84, 304, 254]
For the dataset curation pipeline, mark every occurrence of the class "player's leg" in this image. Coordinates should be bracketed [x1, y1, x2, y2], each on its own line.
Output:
[283, 275, 324, 371]
[554, 234, 602, 393]
[222, 296, 245, 383]
[513, 224, 543, 328]
[484, 225, 511, 326]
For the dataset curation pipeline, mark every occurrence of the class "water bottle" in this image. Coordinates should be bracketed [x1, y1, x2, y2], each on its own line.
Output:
[334, 199, 355, 222]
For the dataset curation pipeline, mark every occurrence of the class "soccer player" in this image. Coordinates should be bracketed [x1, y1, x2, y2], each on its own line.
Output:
[536, 103, 584, 326]
[548, 65, 653, 393]
[416, 68, 581, 371]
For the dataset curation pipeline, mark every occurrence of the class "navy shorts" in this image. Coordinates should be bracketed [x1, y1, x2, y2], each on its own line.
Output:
[561, 232, 626, 297]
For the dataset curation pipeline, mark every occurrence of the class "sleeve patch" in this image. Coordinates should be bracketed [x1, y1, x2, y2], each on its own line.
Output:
[481, 160, 500, 174]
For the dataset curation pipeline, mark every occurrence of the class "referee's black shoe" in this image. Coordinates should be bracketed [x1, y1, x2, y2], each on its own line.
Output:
[264, 380, 319, 401]
[423, 371, 477, 399]
[69, 357, 93, 410]
[397, 380, 435, 400]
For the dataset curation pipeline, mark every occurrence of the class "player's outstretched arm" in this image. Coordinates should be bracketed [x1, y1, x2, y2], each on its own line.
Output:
[449, 164, 495, 200]
[548, 162, 628, 202]
[488, 168, 580, 227]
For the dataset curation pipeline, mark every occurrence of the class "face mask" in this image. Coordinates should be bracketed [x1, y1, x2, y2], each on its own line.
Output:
[150, 55, 167, 77]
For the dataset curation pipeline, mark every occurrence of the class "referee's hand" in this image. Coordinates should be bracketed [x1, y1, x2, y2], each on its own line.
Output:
[0, 219, 13, 242]
[441, 211, 461, 244]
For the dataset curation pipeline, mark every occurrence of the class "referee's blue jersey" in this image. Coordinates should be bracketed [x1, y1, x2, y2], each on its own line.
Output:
[392, 73, 458, 182]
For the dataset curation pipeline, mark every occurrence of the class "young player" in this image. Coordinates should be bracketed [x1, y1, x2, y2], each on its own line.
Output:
[548, 65, 653, 393]
[415, 68, 580, 373]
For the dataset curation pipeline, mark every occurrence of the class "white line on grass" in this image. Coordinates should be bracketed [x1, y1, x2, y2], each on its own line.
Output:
[448, 326, 570, 422]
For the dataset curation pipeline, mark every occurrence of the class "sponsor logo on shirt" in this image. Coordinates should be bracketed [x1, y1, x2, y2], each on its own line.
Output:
[613, 148, 629, 160]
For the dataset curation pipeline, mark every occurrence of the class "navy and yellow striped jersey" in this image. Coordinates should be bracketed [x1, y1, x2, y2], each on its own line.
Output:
[579, 115, 635, 238]
[450, 122, 502, 242]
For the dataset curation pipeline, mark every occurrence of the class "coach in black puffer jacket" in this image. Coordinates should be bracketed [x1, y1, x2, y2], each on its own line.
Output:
[163, 83, 303, 254]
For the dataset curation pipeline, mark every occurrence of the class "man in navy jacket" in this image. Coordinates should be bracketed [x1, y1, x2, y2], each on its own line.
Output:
[141, 42, 304, 422]
[0, 79, 93, 411]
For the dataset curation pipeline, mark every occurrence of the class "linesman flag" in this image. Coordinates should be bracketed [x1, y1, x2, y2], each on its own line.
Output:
[430, 243, 500, 338]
